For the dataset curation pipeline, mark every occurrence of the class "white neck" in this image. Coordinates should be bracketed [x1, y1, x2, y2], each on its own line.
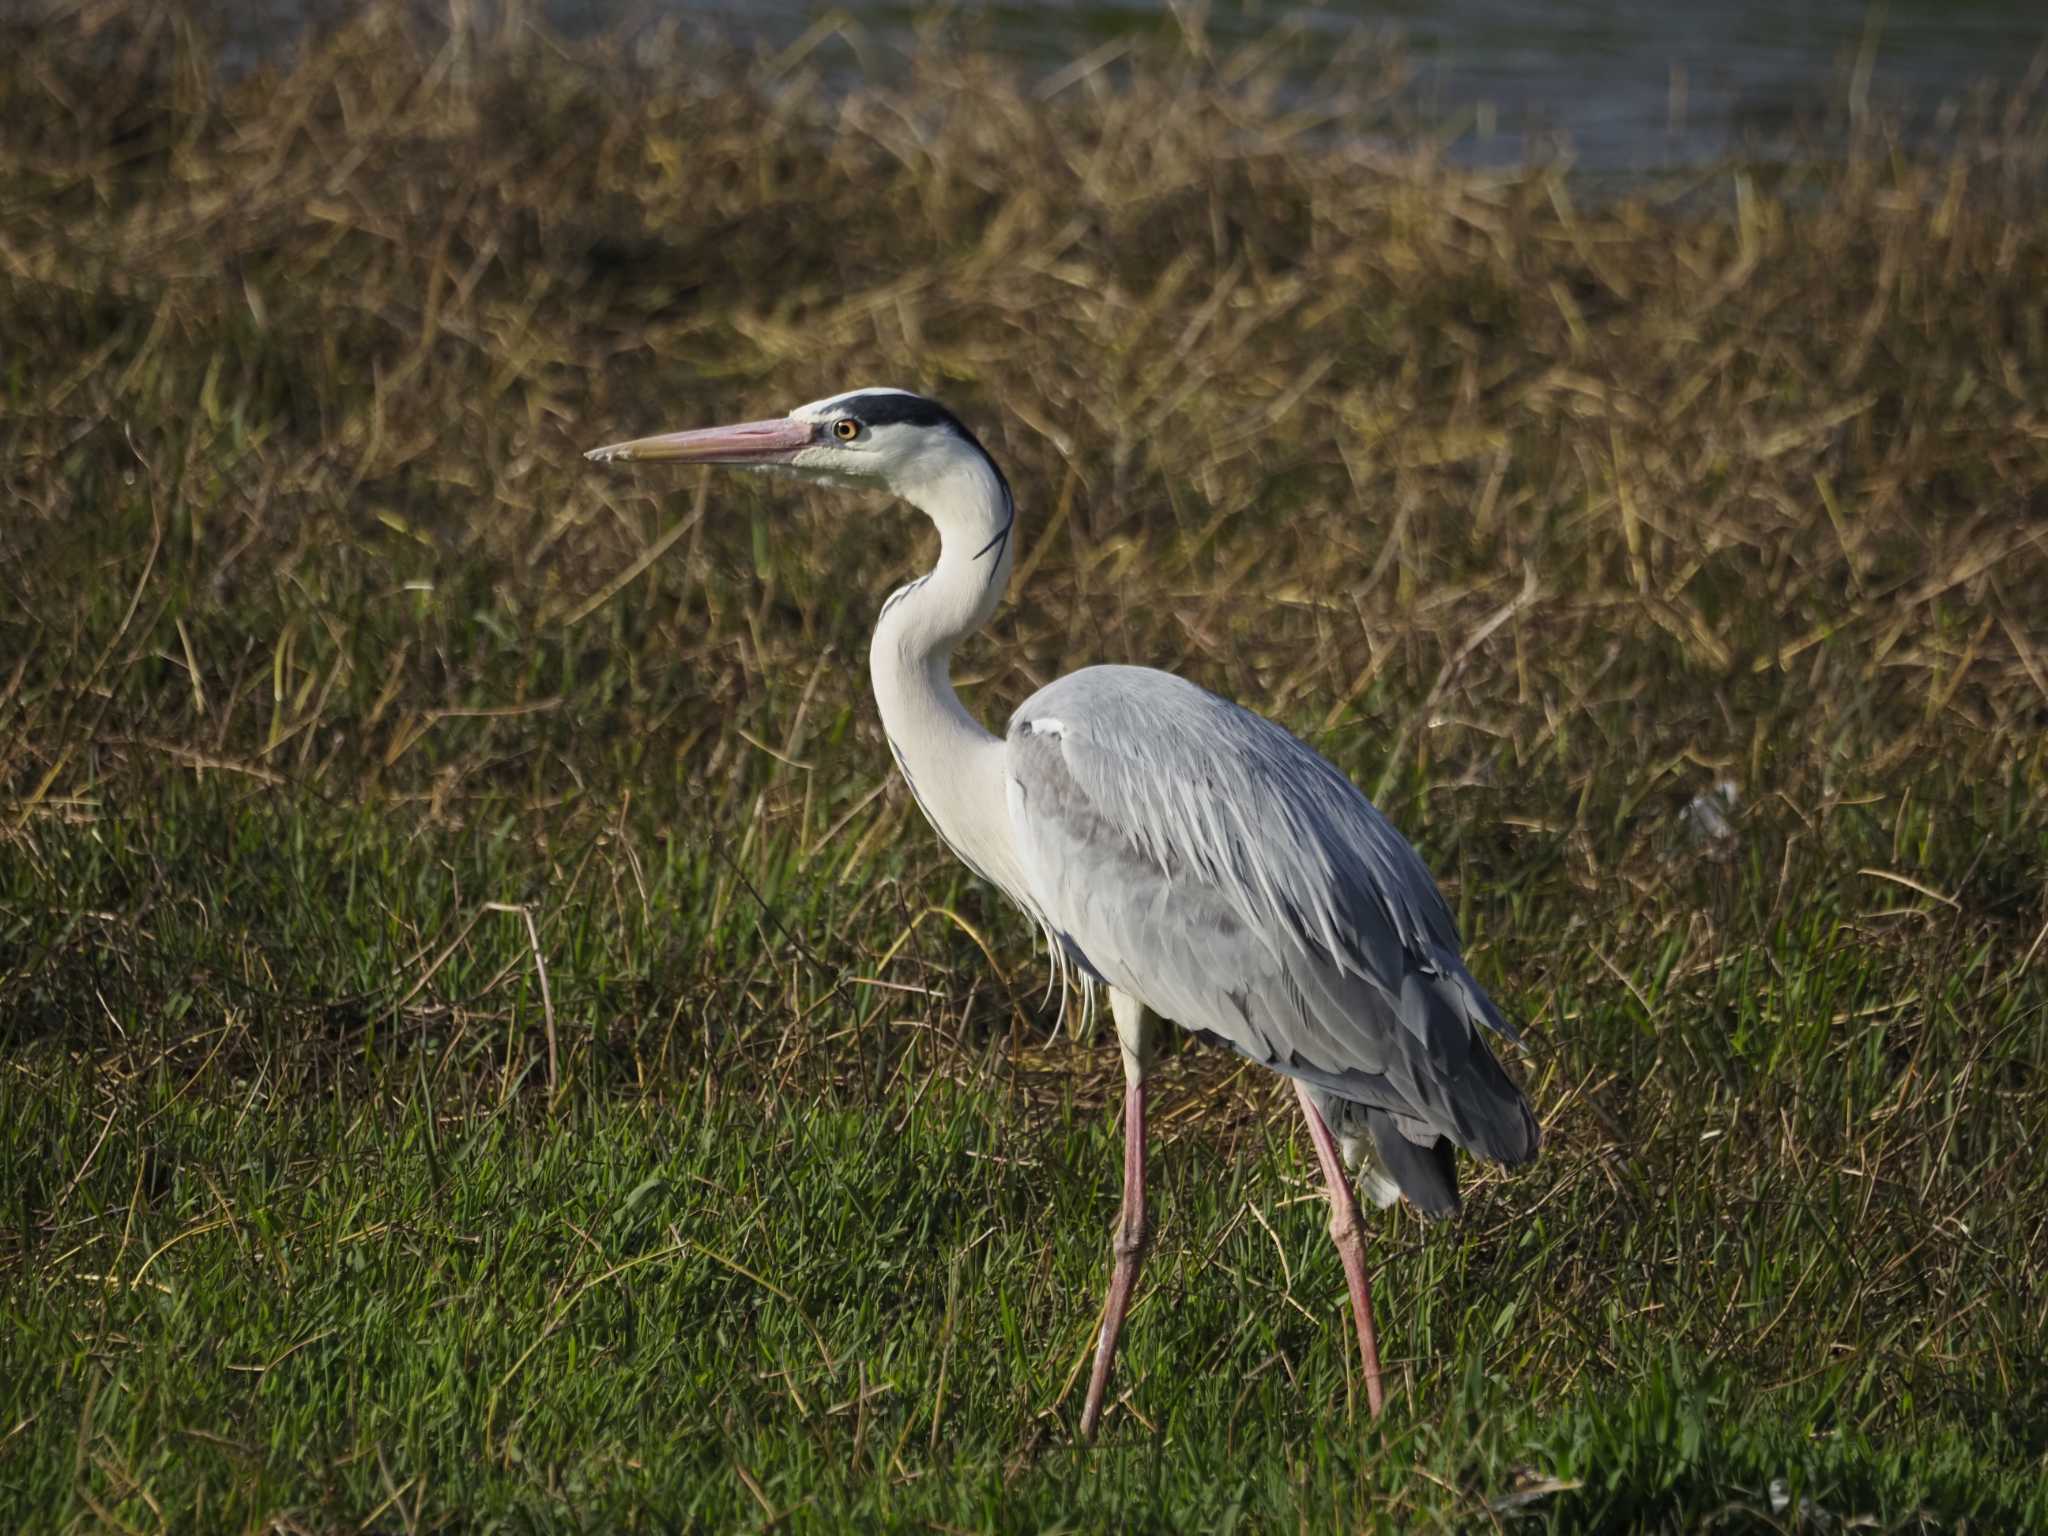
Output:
[867, 448, 1031, 907]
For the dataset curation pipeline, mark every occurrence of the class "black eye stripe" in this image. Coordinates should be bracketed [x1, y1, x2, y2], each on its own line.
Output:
[835, 391, 964, 430]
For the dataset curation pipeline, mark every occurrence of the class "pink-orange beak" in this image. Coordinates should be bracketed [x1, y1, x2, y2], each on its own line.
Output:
[584, 416, 816, 466]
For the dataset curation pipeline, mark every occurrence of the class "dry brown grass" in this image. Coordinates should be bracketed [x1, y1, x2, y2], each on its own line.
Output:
[7, 2, 2046, 816]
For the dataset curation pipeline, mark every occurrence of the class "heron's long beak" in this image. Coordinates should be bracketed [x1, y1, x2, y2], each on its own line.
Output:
[584, 416, 816, 466]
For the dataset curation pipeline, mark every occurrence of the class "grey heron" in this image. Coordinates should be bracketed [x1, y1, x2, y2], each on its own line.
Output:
[587, 387, 1539, 1436]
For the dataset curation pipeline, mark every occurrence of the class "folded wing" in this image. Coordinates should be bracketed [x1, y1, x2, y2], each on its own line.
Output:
[1003, 665, 1537, 1170]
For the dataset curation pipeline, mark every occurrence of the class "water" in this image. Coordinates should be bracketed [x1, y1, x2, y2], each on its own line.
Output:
[277, 1, 2048, 173]
[547, 2, 2048, 168]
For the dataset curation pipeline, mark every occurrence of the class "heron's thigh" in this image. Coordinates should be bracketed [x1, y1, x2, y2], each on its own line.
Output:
[1109, 989, 1161, 1085]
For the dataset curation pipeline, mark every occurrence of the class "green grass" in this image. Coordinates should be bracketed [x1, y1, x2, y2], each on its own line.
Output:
[3, 1, 2047, 1529]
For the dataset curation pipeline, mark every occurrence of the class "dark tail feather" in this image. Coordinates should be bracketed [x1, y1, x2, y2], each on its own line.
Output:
[1400, 965, 1542, 1167]
[1367, 1108, 1461, 1221]
[1454, 1040, 1542, 1167]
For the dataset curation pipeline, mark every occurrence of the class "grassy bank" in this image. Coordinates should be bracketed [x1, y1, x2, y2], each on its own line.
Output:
[3, 2, 2047, 1529]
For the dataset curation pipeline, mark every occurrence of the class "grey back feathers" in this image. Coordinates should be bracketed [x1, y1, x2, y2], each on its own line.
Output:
[1003, 665, 1537, 1214]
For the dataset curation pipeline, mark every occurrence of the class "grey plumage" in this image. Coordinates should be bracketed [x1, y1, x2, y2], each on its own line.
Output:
[1005, 665, 1537, 1214]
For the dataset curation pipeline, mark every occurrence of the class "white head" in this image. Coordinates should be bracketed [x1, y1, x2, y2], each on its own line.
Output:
[586, 387, 1009, 511]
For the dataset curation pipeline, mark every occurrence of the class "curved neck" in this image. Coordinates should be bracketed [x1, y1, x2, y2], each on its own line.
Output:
[869, 449, 1015, 736]
[874, 532, 1014, 687]
[867, 450, 1026, 898]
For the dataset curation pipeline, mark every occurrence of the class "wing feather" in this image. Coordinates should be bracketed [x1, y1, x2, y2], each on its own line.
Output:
[1004, 665, 1536, 1166]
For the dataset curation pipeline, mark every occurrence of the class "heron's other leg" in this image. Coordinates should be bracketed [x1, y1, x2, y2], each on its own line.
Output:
[1292, 1080, 1386, 1419]
[1079, 989, 1158, 1439]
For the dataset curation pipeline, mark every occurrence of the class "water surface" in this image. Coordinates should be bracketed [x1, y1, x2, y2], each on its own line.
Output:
[541, 1, 2047, 171]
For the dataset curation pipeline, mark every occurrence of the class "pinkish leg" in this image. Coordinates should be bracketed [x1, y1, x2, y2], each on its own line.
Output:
[1292, 1079, 1386, 1419]
[1078, 1075, 1148, 1438]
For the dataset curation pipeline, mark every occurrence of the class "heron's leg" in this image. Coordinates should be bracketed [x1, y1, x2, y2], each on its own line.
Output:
[1292, 1080, 1386, 1419]
[1079, 990, 1157, 1439]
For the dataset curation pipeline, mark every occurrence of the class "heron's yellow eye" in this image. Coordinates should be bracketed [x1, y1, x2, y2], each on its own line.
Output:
[833, 418, 860, 441]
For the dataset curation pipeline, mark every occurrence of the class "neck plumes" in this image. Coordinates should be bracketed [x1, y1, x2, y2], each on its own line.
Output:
[867, 448, 1030, 905]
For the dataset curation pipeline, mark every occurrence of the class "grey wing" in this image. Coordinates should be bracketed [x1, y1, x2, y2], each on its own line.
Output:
[1003, 665, 1537, 1169]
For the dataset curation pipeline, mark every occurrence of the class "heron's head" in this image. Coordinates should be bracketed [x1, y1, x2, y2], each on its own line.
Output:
[585, 387, 1003, 503]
